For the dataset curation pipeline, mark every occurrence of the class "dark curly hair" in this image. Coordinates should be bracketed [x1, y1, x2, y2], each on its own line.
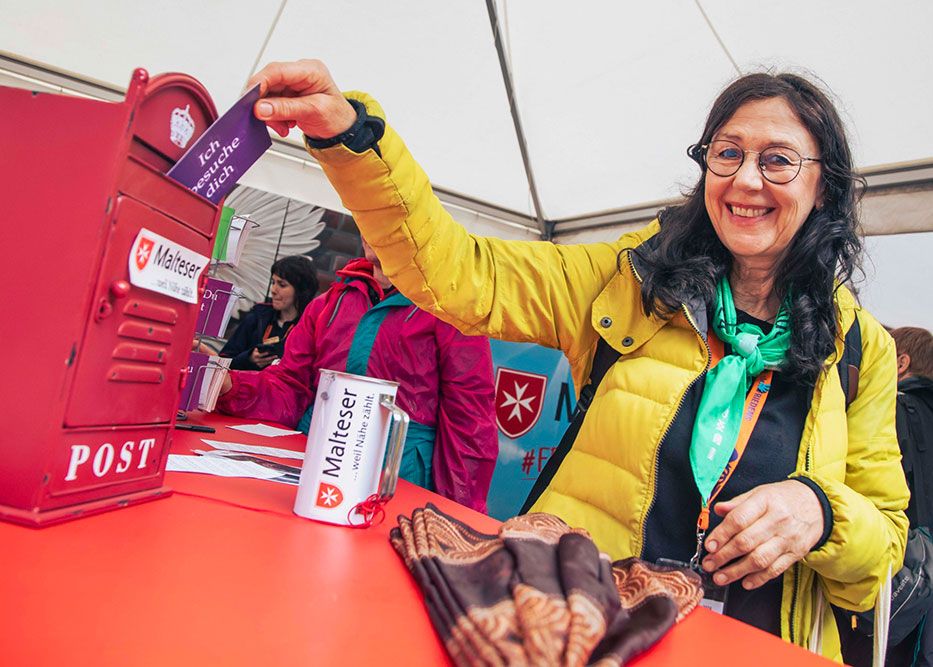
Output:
[271, 255, 319, 317]
[630, 72, 864, 385]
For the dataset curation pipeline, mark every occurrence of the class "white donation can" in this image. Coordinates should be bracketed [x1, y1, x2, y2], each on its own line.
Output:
[294, 370, 408, 526]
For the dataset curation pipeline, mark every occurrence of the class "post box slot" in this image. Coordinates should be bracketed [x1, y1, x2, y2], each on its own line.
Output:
[128, 137, 173, 175]
[118, 156, 217, 237]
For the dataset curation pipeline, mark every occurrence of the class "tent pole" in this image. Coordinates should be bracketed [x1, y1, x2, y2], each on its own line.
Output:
[245, 0, 290, 90]
[485, 0, 551, 240]
[265, 197, 291, 301]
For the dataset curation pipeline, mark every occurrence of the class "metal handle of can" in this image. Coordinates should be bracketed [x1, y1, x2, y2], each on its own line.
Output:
[377, 395, 409, 502]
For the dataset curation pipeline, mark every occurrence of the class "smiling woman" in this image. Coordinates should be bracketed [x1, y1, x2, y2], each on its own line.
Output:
[704, 98, 825, 278]
[241, 59, 909, 662]
[641, 74, 863, 386]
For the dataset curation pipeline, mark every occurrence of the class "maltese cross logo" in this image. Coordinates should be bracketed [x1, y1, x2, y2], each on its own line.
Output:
[316, 482, 344, 508]
[494, 368, 547, 439]
[135, 237, 155, 271]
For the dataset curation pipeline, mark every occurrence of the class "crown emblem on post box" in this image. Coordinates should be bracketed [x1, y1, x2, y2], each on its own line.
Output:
[170, 104, 195, 148]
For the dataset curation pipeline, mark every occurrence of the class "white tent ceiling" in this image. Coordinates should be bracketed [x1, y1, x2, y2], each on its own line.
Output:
[2, 0, 933, 236]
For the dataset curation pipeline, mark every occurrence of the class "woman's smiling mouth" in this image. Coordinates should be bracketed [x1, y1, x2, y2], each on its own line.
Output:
[728, 203, 774, 218]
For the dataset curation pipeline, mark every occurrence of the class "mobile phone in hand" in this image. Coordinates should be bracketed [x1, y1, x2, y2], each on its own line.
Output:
[256, 336, 281, 355]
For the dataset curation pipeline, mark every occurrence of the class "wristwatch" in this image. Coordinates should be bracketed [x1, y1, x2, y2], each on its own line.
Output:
[304, 97, 385, 155]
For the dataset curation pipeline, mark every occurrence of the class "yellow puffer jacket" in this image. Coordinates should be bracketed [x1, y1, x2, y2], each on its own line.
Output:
[308, 92, 909, 659]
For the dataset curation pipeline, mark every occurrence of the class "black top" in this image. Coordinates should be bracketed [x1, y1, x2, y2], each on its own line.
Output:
[219, 303, 297, 370]
[640, 310, 812, 636]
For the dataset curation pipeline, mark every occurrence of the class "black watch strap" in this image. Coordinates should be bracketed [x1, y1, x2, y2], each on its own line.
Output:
[304, 98, 385, 156]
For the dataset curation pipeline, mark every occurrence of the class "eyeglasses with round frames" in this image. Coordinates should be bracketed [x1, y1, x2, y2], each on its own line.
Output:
[699, 139, 821, 185]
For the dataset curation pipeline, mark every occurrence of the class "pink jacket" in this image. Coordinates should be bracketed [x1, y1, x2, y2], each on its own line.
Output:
[217, 259, 498, 512]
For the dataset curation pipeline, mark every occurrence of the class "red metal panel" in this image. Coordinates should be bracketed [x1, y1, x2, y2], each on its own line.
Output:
[0, 86, 129, 510]
[45, 424, 170, 498]
[116, 319, 176, 344]
[112, 342, 168, 364]
[64, 195, 209, 427]
[118, 154, 218, 237]
[0, 68, 220, 524]
[132, 72, 217, 165]
[121, 298, 178, 324]
[107, 364, 165, 383]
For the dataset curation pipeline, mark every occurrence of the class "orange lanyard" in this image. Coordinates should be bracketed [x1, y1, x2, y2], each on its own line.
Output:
[262, 320, 294, 343]
[696, 334, 773, 533]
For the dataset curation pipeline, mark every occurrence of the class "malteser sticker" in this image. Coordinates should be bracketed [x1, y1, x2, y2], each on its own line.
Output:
[128, 228, 208, 304]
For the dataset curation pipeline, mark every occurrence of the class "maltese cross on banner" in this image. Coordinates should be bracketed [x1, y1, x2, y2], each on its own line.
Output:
[494, 367, 548, 439]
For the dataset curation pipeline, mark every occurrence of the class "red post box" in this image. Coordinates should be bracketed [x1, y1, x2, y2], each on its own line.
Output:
[0, 68, 221, 526]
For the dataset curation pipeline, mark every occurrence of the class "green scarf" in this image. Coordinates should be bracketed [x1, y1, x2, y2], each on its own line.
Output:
[689, 276, 793, 504]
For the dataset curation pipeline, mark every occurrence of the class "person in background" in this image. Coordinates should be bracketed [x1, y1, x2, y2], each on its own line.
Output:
[216, 239, 499, 513]
[838, 328, 933, 666]
[219, 255, 319, 370]
[892, 327, 933, 383]
[891, 327, 933, 528]
[892, 326, 933, 666]
[242, 59, 909, 659]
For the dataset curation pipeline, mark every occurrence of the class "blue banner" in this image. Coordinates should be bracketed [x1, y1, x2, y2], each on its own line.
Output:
[486, 339, 575, 520]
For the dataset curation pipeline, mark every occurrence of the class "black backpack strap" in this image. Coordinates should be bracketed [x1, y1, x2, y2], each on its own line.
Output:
[520, 337, 622, 514]
[900, 391, 932, 528]
[838, 314, 862, 411]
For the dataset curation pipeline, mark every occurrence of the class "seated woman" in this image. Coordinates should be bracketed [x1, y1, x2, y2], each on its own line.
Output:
[243, 59, 909, 659]
[220, 255, 319, 370]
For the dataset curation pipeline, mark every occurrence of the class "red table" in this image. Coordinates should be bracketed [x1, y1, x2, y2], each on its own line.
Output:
[0, 413, 834, 666]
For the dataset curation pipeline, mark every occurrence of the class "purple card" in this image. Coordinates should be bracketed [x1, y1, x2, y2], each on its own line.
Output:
[196, 277, 235, 337]
[178, 352, 210, 412]
[167, 85, 272, 203]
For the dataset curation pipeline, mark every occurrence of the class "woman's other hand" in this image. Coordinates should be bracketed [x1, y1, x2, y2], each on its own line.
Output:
[701, 480, 824, 589]
[247, 59, 357, 139]
[250, 348, 278, 369]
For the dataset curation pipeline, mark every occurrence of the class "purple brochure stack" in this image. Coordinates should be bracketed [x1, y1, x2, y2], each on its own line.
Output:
[178, 352, 210, 412]
[196, 277, 236, 338]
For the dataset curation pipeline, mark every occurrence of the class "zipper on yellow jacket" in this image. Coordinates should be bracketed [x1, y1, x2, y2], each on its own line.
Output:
[624, 250, 713, 558]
